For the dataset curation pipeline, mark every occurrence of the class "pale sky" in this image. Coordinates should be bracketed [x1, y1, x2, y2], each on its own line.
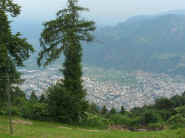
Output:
[14, 0, 185, 25]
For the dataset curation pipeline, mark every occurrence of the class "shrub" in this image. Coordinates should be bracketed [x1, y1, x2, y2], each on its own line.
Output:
[140, 110, 162, 125]
[147, 123, 164, 130]
[120, 106, 125, 114]
[108, 113, 142, 128]
[20, 101, 49, 121]
[109, 107, 116, 115]
[109, 113, 131, 126]
[157, 110, 172, 121]
[168, 114, 185, 129]
[88, 103, 100, 114]
[155, 98, 174, 110]
[47, 84, 88, 123]
[175, 106, 185, 117]
[101, 105, 108, 115]
[171, 95, 185, 107]
[79, 112, 111, 129]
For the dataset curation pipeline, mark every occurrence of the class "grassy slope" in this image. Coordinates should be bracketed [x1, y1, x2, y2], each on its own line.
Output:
[0, 116, 185, 138]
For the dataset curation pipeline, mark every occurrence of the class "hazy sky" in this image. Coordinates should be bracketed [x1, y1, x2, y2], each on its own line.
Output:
[14, 0, 185, 25]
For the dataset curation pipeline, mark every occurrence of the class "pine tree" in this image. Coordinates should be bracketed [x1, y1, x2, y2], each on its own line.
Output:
[38, 0, 95, 122]
[0, 0, 34, 106]
[30, 91, 38, 103]
[39, 93, 46, 103]
[120, 106, 125, 114]
[0, 0, 20, 17]
[0, 0, 34, 134]
[101, 105, 108, 115]
[109, 107, 116, 114]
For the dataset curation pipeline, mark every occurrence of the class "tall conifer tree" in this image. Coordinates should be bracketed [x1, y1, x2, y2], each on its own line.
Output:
[0, 0, 34, 106]
[38, 0, 95, 122]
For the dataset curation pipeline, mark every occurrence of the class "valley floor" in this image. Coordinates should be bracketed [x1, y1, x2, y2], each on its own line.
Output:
[0, 116, 184, 138]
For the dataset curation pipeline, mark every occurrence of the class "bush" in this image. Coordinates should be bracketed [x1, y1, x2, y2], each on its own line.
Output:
[147, 123, 164, 130]
[20, 101, 49, 121]
[171, 95, 185, 107]
[79, 112, 111, 129]
[88, 103, 100, 114]
[108, 113, 142, 128]
[155, 98, 174, 110]
[168, 114, 185, 129]
[140, 110, 162, 125]
[109, 113, 131, 126]
[156, 110, 172, 121]
[47, 84, 88, 123]
[175, 106, 185, 117]
[109, 107, 116, 115]
[0, 105, 22, 116]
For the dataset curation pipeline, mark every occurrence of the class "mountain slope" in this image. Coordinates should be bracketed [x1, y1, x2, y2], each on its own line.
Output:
[83, 14, 185, 76]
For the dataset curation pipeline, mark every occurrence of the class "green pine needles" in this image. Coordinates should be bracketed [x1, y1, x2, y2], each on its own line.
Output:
[0, 0, 34, 106]
[38, 0, 96, 123]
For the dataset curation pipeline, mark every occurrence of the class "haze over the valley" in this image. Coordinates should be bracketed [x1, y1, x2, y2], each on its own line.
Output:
[14, 0, 185, 25]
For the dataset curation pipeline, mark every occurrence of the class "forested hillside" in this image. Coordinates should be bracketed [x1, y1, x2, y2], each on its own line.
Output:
[83, 13, 185, 76]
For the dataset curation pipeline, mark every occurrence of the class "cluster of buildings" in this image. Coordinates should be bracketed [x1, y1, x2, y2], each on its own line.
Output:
[19, 66, 185, 110]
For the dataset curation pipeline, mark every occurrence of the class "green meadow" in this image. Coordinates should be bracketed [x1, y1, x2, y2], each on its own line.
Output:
[0, 116, 184, 138]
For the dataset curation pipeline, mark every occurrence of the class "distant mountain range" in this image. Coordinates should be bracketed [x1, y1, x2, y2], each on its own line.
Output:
[83, 11, 185, 76]
[12, 9, 185, 76]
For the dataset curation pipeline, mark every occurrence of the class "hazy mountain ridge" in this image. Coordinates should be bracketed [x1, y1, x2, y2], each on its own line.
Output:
[83, 13, 185, 76]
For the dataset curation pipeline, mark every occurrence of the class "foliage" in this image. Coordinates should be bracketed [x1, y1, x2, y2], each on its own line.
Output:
[0, 0, 21, 17]
[106, 94, 185, 129]
[20, 101, 49, 121]
[120, 106, 125, 114]
[171, 95, 185, 107]
[37, 0, 95, 123]
[168, 114, 185, 129]
[29, 91, 38, 103]
[79, 112, 111, 129]
[88, 103, 100, 114]
[175, 106, 185, 117]
[0, 1, 34, 107]
[108, 113, 132, 126]
[101, 105, 108, 115]
[109, 107, 116, 115]
[155, 98, 174, 110]
[46, 83, 88, 123]
[139, 110, 162, 125]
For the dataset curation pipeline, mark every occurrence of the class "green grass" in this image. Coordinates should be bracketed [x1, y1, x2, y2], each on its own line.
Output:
[0, 116, 185, 138]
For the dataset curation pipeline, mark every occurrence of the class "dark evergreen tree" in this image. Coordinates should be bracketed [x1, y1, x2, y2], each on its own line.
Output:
[120, 106, 125, 114]
[155, 98, 174, 110]
[30, 92, 38, 103]
[101, 105, 108, 115]
[0, 0, 20, 17]
[0, 0, 34, 106]
[182, 91, 185, 97]
[109, 107, 116, 114]
[38, 0, 95, 123]
[39, 93, 46, 103]
[88, 103, 99, 114]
